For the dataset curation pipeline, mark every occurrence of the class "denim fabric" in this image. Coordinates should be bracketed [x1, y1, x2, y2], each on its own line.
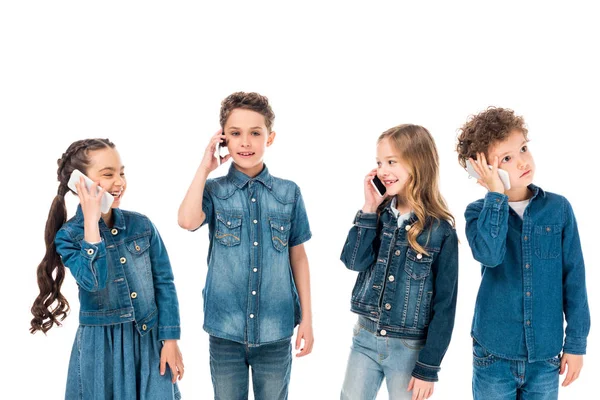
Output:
[465, 185, 590, 361]
[472, 339, 559, 400]
[65, 323, 181, 400]
[209, 335, 292, 400]
[55, 205, 180, 340]
[200, 164, 311, 346]
[340, 203, 459, 382]
[340, 318, 425, 400]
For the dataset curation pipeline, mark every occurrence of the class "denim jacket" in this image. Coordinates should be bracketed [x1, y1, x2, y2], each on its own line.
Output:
[55, 206, 181, 340]
[465, 185, 590, 362]
[340, 204, 459, 382]
[200, 164, 311, 346]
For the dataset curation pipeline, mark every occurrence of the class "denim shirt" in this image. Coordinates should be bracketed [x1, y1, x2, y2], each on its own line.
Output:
[55, 206, 181, 340]
[200, 164, 311, 346]
[340, 203, 459, 382]
[465, 185, 590, 362]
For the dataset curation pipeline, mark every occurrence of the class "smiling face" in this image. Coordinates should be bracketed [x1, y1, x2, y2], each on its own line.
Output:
[376, 137, 411, 197]
[488, 129, 535, 198]
[84, 147, 126, 210]
[223, 108, 275, 177]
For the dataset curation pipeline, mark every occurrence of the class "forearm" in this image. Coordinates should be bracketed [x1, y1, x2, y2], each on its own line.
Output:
[290, 246, 312, 322]
[178, 165, 210, 230]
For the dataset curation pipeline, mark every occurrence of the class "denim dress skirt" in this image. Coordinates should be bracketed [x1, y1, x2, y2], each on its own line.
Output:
[65, 322, 181, 400]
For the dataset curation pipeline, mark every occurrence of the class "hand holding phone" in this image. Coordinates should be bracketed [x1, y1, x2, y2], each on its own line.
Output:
[68, 169, 114, 213]
[465, 159, 511, 190]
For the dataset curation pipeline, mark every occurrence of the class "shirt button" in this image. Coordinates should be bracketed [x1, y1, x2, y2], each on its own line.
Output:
[253, 268, 258, 272]
[496, 198, 500, 203]
[395, 250, 401, 256]
[251, 198, 256, 202]
[227, 221, 231, 226]
[526, 292, 531, 297]
[252, 291, 256, 295]
[385, 303, 391, 310]
[87, 249, 94, 255]
[111, 228, 118, 235]
[120, 257, 126, 264]
[405, 225, 411, 231]
[142, 324, 147, 331]
[525, 264, 530, 269]
[388, 275, 395, 282]
[526, 320, 531, 326]
[135, 245, 141, 251]
[546, 226, 551, 232]
[416, 253, 423, 260]
[380, 329, 387, 336]
[131, 292, 137, 299]
[250, 314, 255, 319]
[253, 241, 258, 246]
[524, 236, 528, 241]
[253, 220, 258, 224]
[280, 226, 284, 231]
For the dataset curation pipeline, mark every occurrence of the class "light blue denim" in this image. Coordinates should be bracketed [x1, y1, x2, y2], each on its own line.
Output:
[472, 339, 559, 400]
[341, 318, 425, 400]
[199, 164, 312, 346]
[209, 335, 292, 400]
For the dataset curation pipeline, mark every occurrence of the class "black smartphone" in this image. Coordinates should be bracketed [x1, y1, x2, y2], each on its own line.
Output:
[370, 175, 386, 197]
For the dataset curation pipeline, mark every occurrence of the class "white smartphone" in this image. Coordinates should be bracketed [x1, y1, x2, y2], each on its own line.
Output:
[67, 169, 115, 213]
[370, 175, 387, 197]
[465, 159, 511, 190]
[214, 134, 229, 166]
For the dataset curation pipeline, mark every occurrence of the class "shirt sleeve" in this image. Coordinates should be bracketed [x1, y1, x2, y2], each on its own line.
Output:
[288, 185, 312, 247]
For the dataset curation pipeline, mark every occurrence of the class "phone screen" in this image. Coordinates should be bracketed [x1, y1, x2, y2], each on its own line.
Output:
[371, 175, 386, 196]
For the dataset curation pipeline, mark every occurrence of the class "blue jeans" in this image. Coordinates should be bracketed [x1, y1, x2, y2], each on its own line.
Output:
[472, 339, 560, 400]
[209, 335, 292, 400]
[341, 322, 424, 400]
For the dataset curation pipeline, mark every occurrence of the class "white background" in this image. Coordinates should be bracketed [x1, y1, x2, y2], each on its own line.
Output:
[1, 1, 598, 399]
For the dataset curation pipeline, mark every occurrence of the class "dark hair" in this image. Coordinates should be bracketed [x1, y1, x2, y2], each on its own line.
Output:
[30, 138, 115, 334]
[456, 107, 528, 168]
[219, 92, 275, 131]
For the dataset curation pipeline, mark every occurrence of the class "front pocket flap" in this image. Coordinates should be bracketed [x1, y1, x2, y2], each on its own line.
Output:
[534, 224, 561, 235]
[405, 248, 433, 279]
[216, 212, 242, 229]
[269, 218, 291, 233]
[406, 248, 433, 263]
[125, 236, 150, 254]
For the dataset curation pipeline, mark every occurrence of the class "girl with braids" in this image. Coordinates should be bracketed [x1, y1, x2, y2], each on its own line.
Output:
[30, 139, 183, 399]
[340, 125, 459, 400]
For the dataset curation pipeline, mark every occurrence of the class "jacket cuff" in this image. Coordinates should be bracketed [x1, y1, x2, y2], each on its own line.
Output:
[411, 361, 440, 382]
[353, 210, 378, 229]
[79, 239, 106, 260]
[483, 191, 508, 210]
[563, 336, 587, 355]
[159, 326, 181, 341]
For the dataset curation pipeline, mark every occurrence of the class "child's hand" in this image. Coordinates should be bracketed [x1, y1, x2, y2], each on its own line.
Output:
[363, 168, 387, 213]
[295, 319, 314, 357]
[76, 176, 105, 222]
[560, 353, 583, 387]
[200, 130, 231, 173]
[469, 153, 505, 194]
[160, 339, 184, 383]
[407, 377, 434, 400]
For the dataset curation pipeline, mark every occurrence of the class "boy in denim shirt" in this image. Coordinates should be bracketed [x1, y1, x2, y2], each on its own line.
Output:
[456, 107, 590, 399]
[178, 92, 313, 400]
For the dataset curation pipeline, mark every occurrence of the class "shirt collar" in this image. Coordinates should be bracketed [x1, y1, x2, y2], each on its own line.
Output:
[528, 183, 545, 199]
[227, 163, 273, 190]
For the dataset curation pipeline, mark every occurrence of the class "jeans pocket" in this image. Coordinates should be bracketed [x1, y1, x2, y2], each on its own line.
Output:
[545, 355, 561, 369]
[472, 339, 496, 367]
[401, 338, 426, 350]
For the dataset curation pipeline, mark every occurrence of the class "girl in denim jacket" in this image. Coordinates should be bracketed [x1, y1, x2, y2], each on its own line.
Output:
[30, 139, 183, 399]
[340, 125, 459, 400]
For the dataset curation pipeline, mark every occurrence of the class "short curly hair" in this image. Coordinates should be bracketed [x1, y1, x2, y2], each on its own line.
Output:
[220, 92, 275, 132]
[456, 107, 528, 168]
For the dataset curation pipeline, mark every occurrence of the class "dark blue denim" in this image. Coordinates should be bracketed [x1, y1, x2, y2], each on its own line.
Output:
[465, 185, 590, 362]
[55, 205, 180, 340]
[340, 204, 459, 382]
[200, 164, 311, 346]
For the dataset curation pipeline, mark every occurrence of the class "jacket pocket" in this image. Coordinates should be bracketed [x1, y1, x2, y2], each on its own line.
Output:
[534, 224, 561, 259]
[404, 248, 433, 279]
[125, 236, 153, 280]
[269, 215, 291, 252]
[215, 212, 242, 247]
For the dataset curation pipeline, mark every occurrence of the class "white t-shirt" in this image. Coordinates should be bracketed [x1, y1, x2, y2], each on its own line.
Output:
[509, 199, 531, 219]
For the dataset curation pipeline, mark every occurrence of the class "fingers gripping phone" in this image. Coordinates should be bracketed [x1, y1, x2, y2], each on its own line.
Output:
[214, 132, 229, 166]
[465, 159, 511, 190]
[67, 169, 115, 213]
[370, 175, 387, 197]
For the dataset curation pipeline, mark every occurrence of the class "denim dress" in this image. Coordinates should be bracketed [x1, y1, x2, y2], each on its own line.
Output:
[56, 206, 181, 400]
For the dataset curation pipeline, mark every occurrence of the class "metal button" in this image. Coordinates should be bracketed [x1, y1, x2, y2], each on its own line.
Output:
[416, 253, 423, 260]
[253, 268, 258, 272]
[405, 225, 411, 231]
[135, 245, 140, 251]
[87, 249, 94, 255]
[227, 221, 231, 226]
[526, 320, 531, 326]
[251, 198, 256, 202]
[252, 291, 256, 295]
[388, 275, 395, 282]
[525, 263, 530, 269]
[380, 329, 387, 336]
[131, 292, 137, 299]
[546, 226, 551, 232]
[524, 236, 528, 241]
[253, 219, 258, 224]
[496, 198, 500, 203]
[120, 257, 126, 264]
[250, 314, 255, 319]
[280, 226, 284, 231]
[142, 324, 147, 331]
[395, 250, 401, 256]
[111, 228, 118, 235]
[526, 292, 531, 297]
[385, 303, 391, 310]
[253, 241, 258, 246]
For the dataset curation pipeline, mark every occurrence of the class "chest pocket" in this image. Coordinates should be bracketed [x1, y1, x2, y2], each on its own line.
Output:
[269, 216, 291, 252]
[215, 212, 242, 247]
[404, 248, 433, 280]
[124, 236, 152, 278]
[534, 224, 561, 259]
